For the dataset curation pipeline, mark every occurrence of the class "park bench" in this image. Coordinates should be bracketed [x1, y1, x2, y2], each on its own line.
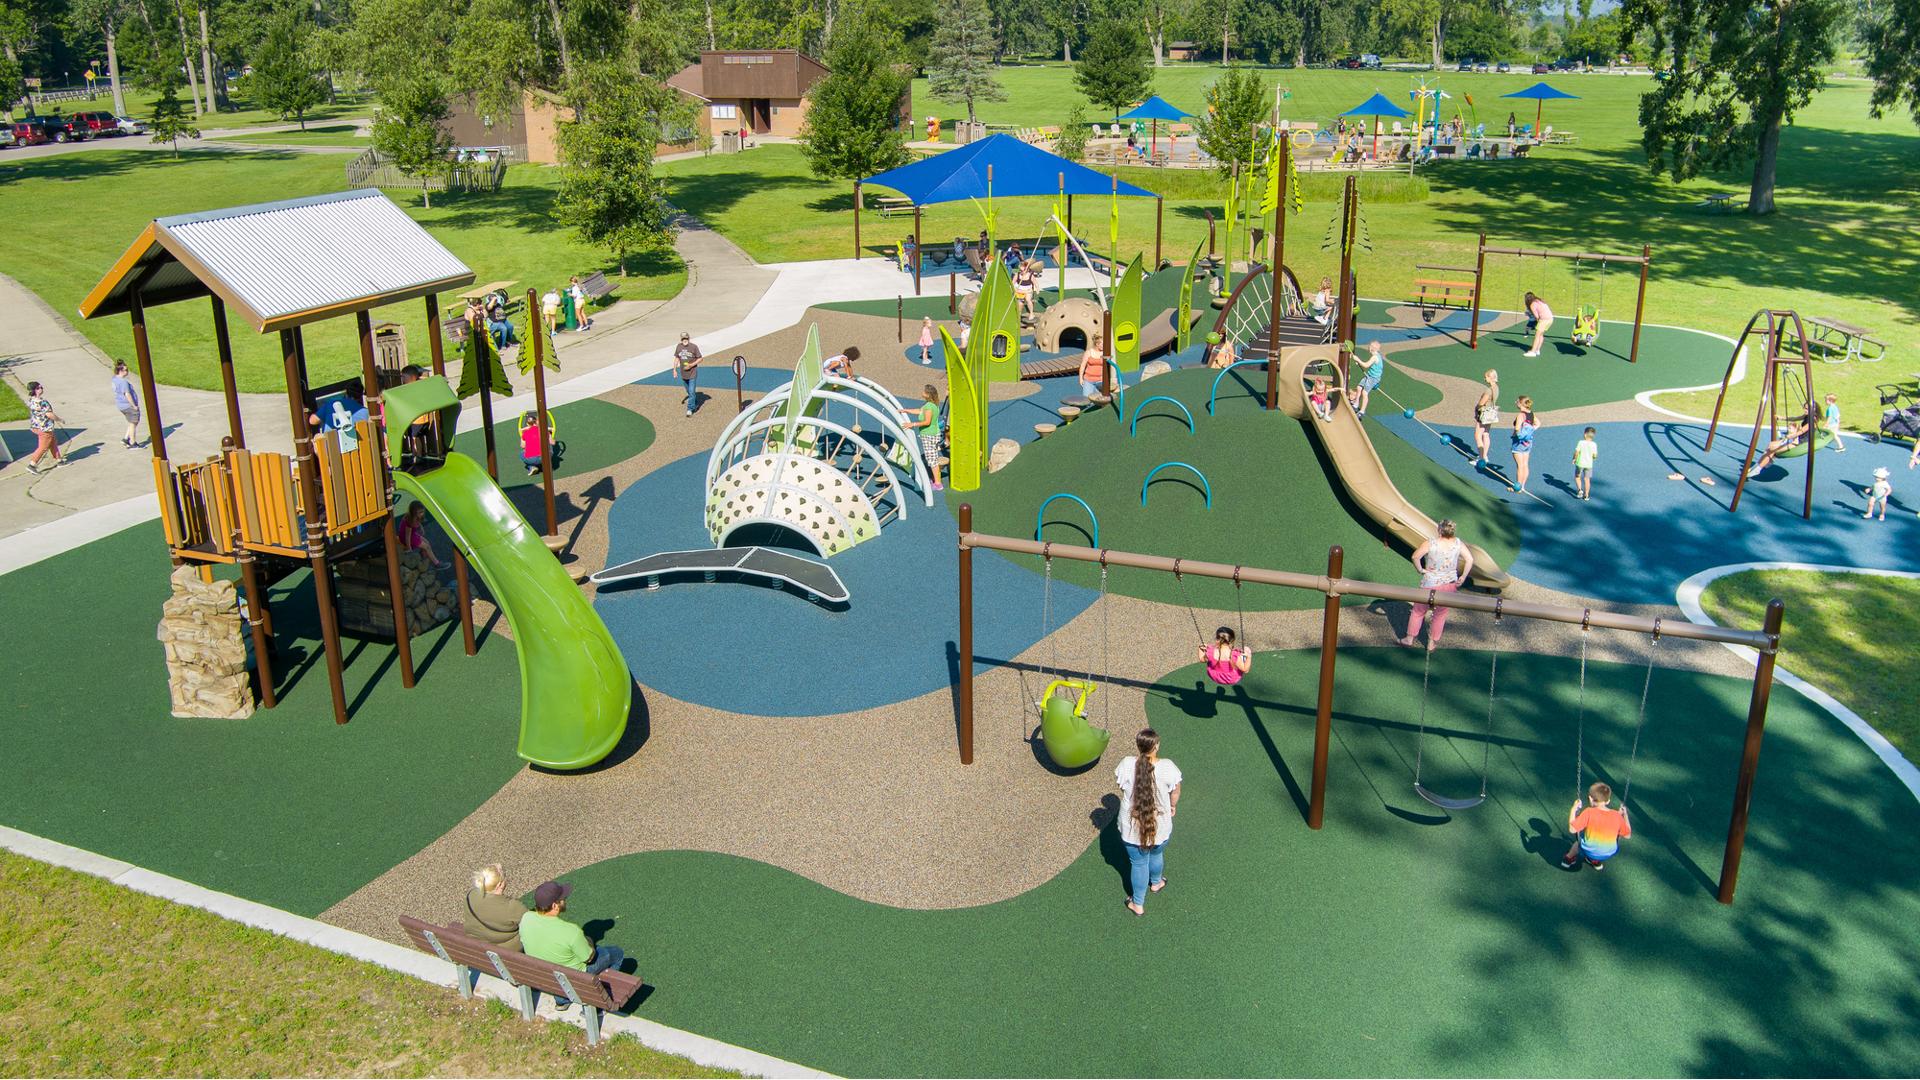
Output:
[577, 271, 615, 301]
[398, 915, 643, 1047]
[1414, 276, 1478, 314]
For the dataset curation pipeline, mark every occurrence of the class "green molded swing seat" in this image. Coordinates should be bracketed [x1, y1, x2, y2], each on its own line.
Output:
[1776, 425, 1836, 459]
[1038, 679, 1110, 769]
[1570, 304, 1600, 347]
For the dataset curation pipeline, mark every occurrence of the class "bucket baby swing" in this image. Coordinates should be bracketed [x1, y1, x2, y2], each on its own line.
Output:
[1570, 256, 1604, 348]
[1033, 544, 1113, 769]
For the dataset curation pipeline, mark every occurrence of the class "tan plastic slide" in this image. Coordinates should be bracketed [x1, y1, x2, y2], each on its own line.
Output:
[1275, 345, 1511, 591]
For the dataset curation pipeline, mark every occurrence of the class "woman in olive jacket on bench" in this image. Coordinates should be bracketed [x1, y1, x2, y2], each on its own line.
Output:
[463, 863, 528, 952]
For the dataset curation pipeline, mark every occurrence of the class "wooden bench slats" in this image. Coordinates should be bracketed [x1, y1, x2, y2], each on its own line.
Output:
[397, 914, 643, 1044]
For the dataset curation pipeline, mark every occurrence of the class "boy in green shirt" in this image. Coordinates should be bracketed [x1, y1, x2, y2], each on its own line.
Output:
[517, 880, 626, 1010]
[1572, 427, 1598, 501]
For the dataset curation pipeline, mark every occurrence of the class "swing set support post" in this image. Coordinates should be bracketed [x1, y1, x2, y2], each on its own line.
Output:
[1630, 243, 1649, 363]
[1469, 233, 1486, 350]
[957, 503, 976, 766]
[1719, 598, 1784, 904]
[1308, 545, 1342, 830]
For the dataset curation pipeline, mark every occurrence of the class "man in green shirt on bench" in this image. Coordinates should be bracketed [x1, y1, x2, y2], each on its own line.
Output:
[518, 880, 626, 1010]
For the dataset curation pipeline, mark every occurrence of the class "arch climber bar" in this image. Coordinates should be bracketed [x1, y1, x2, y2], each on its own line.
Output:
[1141, 462, 1212, 509]
[952, 505, 1785, 907]
[1033, 492, 1099, 548]
[1129, 395, 1196, 437]
[1207, 359, 1280, 416]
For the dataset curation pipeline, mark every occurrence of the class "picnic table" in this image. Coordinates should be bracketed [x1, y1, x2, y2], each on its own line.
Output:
[1801, 316, 1884, 364]
[1699, 192, 1744, 213]
[459, 279, 518, 302]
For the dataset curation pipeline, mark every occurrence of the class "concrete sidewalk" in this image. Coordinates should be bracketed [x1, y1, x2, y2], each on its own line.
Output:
[0, 206, 1110, 565]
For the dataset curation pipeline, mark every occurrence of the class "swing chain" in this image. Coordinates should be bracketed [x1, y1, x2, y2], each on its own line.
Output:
[1233, 565, 1248, 652]
[1574, 615, 1590, 800]
[1174, 559, 1207, 647]
[1099, 550, 1112, 731]
[1040, 544, 1057, 689]
[1622, 620, 1661, 804]
[1480, 600, 1504, 798]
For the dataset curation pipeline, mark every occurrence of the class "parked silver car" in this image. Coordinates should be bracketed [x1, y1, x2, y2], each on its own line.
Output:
[115, 115, 147, 135]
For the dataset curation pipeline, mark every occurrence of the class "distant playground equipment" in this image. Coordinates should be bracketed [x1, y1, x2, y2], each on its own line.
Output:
[1140, 462, 1212, 508]
[706, 324, 935, 556]
[79, 190, 629, 766]
[1129, 395, 1196, 437]
[1275, 345, 1511, 590]
[953, 505, 1789, 907]
[1704, 309, 1823, 518]
[1471, 235, 1652, 361]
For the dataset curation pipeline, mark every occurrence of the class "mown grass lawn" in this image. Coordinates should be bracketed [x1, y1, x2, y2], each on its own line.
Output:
[0, 381, 25, 422]
[0, 849, 732, 1078]
[55, 85, 378, 130]
[0, 152, 684, 392]
[663, 62, 1918, 420]
[1699, 569, 1920, 756]
[206, 123, 370, 147]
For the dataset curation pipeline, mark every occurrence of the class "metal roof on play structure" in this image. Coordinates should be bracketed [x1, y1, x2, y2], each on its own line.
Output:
[860, 133, 1160, 206]
[78, 189, 475, 333]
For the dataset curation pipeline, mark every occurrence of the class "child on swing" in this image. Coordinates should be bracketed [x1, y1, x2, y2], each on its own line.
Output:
[1199, 626, 1252, 686]
[1562, 781, 1631, 871]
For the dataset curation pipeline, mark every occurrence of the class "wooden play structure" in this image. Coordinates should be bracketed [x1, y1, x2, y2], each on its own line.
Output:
[1469, 234, 1653, 363]
[1703, 309, 1821, 518]
[79, 190, 484, 724]
[952, 506, 1787, 906]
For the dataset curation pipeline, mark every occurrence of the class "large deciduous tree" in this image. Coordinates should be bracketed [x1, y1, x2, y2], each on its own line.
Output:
[371, 73, 453, 207]
[1074, 19, 1150, 120]
[1862, 0, 1920, 124]
[1192, 64, 1266, 174]
[1622, 0, 1844, 215]
[801, 10, 909, 180]
[927, 0, 1003, 124]
[556, 62, 678, 276]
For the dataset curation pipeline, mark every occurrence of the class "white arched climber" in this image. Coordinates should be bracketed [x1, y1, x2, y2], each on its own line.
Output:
[705, 452, 882, 558]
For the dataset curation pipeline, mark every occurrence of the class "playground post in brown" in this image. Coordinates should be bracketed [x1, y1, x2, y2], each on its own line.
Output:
[425, 292, 477, 658]
[526, 289, 557, 538]
[1469, 233, 1486, 350]
[1720, 599, 1786, 903]
[1266, 134, 1289, 411]
[280, 327, 350, 724]
[852, 180, 862, 260]
[1308, 545, 1342, 829]
[1630, 243, 1650, 363]
[211, 297, 245, 446]
[359, 310, 416, 689]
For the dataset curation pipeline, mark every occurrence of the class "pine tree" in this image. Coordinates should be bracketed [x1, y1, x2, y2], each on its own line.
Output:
[254, 12, 326, 130]
[1074, 21, 1151, 121]
[927, 0, 1005, 125]
[1055, 101, 1090, 162]
[556, 64, 678, 277]
[148, 70, 200, 158]
[801, 12, 911, 180]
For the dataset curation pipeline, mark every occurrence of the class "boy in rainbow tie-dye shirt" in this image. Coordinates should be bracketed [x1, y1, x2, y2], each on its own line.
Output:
[1561, 781, 1631, 871]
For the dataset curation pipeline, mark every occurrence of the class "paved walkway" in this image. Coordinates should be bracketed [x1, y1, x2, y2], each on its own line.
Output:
[0, 207, 1037, 570]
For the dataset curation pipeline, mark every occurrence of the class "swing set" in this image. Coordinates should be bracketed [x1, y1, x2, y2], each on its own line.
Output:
[1468, 234, 1653, 362]
[953, 505, 1787, 906]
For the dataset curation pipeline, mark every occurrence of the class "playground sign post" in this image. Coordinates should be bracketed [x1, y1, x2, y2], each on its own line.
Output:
[732, 354, 746, 412]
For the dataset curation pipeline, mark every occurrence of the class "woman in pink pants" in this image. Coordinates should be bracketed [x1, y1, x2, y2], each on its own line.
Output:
[1400, 520, 1474, 651]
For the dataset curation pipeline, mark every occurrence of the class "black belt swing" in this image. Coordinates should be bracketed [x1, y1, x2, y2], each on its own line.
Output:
[1411, 596, 1503, 810]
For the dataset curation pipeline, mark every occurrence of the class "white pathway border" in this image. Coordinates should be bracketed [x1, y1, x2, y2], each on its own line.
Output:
[0, 824, 833, 1079]
[1675, 562, 1920, 804]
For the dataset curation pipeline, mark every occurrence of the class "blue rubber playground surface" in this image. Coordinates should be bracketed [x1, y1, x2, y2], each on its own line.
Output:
[1369, 409, 1920, 603]
[592, 451, 1094, 715]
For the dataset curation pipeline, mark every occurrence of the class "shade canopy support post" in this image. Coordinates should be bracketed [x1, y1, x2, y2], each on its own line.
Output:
[956, 502, 976, 765]
[282, 327, 349, 724]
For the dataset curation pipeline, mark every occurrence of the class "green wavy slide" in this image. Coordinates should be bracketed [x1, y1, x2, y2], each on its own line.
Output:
[382, 378, 631, 769]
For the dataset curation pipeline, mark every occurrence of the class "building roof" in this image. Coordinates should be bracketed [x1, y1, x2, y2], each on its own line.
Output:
[669, 49, 828, 102]
[79, 190, 475, 334]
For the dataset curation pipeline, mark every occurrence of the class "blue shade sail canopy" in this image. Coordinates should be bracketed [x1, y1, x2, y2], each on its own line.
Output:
[1119, 96, 1190, 121]
[860, 134, 1159, 205]
[1501, 82, 1580, 101]
[1340, 92, 1413, 119]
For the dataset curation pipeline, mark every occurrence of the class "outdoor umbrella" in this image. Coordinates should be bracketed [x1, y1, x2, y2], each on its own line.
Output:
[1118, 95, 1189, 161]
[1340, 91, 1412, 160]
[1501, 82, 1578, 135]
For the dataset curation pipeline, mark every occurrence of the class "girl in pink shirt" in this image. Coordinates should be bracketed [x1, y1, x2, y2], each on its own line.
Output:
[1199, 626, 1252, 685]
[1523, 291, 1555, 357]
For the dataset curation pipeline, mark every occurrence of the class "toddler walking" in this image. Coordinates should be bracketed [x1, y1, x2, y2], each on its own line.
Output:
[1572, 427, 1598, 501]
[1865, 466, 1891, 521]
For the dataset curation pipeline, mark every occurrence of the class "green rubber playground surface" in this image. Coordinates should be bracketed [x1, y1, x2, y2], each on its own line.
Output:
[0, 523, 527, 917]
[1379, 319, 1731, 413]
[546, 647, 1920, 1076]
[481, 396, 655, 489]
[962, 367, 1507, 611]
